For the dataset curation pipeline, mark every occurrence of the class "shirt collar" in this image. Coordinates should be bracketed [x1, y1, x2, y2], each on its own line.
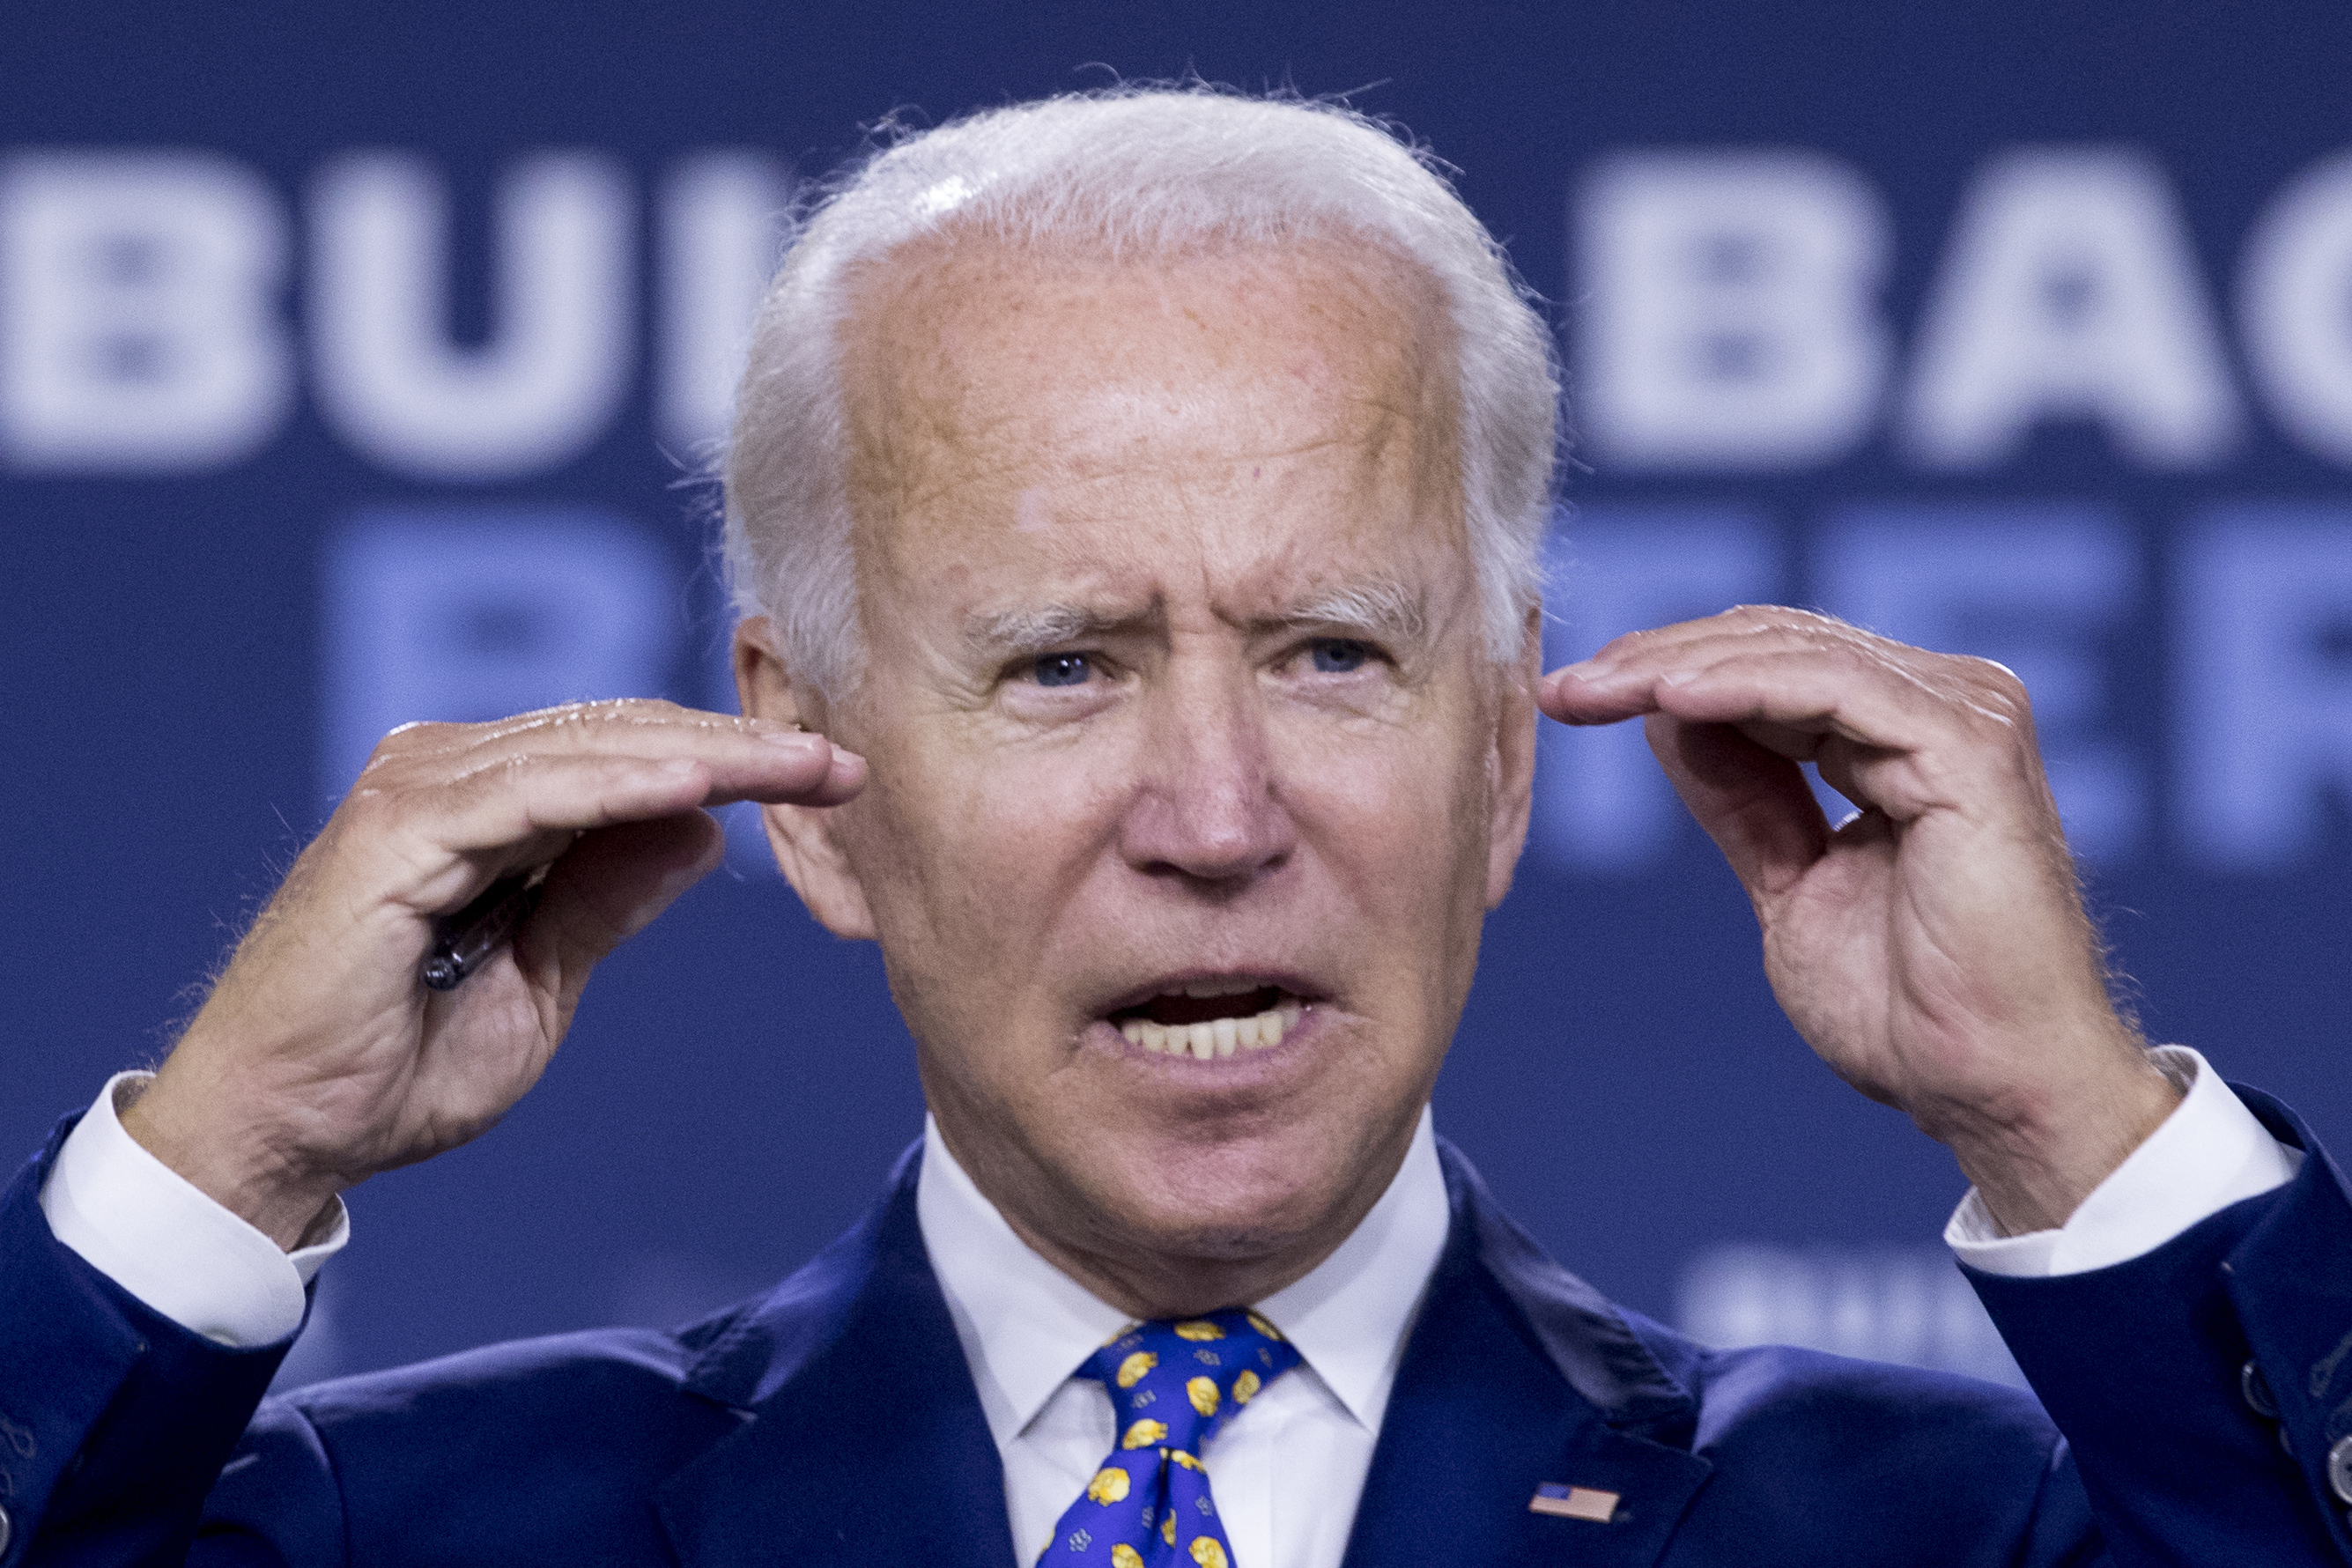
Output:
[917, 1106, 1450, 1449]
[1252, 1107, 1448, 1431]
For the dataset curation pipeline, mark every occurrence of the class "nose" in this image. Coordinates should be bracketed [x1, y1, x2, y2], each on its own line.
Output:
[1117, 662, 1296, 890]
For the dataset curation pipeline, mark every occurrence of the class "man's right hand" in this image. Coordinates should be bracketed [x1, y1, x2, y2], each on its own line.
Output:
[120, 700, 865, 1249]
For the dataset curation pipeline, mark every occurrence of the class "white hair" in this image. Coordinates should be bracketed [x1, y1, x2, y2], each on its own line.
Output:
[721, 86, 1559, 697]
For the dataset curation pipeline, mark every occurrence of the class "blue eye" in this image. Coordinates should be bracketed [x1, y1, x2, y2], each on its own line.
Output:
[1309, 639, 1370, 674]
[1033, 653, 1092, 687]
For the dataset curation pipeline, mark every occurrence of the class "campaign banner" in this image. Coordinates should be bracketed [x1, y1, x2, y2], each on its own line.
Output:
[4, 1, 2344, 1388]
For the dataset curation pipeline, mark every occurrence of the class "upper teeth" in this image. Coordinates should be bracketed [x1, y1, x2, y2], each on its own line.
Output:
[1178, 978, 1268, 998]
[1123, 1001, 1304, 1060]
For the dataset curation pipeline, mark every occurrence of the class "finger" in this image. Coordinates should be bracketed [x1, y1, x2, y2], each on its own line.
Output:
[1542, 627, 1788, 725]
[784, 742, 868, 807]
[521, 810, 729, 1006]
[1584, 604, 1865, 672]
[327, 733, 862, 936]
[1542, 607, 1903, 725]
[421, 754, 721, 858]
[1542, 606, 1805, 688]
[380, 699, 798, 764]
[376, 705, 865, 799]
[1552, 640, 2019, 780]
[422, 739, 857, 856]
[322, 752, 749, 924]
[1644, 714, 1831, 899]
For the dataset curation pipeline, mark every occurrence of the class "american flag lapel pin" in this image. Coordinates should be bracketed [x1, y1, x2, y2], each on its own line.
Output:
[1528, 1482, 1620, 1523]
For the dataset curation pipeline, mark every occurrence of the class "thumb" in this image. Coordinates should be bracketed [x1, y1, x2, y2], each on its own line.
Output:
[1645, 714, 1831, 900]
[524, 811, 728, 1007]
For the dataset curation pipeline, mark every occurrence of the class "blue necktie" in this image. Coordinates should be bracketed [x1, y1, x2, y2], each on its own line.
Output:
[1039, 1308, 1303, 1568]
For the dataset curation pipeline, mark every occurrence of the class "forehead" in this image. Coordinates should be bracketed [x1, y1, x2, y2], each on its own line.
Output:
[832, 229, 1465, 595]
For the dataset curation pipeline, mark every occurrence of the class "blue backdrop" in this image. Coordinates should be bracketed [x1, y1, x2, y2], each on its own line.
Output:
[4, 0, 2348, 1393]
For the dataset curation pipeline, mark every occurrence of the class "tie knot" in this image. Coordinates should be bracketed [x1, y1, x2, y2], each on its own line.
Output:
[1082, 1307, 1300, 1461]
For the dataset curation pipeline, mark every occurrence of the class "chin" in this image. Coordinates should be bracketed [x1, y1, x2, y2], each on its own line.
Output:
[1079, 1113, 1365, 1262]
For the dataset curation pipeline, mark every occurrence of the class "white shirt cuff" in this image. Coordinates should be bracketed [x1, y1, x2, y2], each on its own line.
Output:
[1947, 1046, 2301, 1277]
[36, 1072, 349, 1346]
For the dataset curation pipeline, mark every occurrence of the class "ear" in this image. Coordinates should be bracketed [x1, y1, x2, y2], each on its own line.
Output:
[733, 617, 879, 941]
[1483, 606, 1543, 910]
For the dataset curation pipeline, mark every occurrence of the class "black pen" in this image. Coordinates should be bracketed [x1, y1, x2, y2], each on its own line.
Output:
[420, 871, 546, 992]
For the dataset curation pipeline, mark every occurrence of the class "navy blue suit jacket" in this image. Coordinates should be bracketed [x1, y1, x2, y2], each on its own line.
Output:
[4, 1090, 2350, 1566]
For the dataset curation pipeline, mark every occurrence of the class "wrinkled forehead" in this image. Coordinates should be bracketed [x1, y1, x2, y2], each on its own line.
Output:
[830, 226, 1468, 582]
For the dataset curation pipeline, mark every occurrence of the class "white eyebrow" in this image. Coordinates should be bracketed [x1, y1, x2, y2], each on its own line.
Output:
[961, 577, 1431, 657]
[964, 603, 1119, 658]
[1281, 578, 1429, 645]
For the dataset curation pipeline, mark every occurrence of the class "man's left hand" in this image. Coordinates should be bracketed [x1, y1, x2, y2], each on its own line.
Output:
[1540, 605, 2179, 1235]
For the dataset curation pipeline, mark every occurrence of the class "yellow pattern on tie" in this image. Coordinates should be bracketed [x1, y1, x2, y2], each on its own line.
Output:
[1039, 1309, 1302, 1568]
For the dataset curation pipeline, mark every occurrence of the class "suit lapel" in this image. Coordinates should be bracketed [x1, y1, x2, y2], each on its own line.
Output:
[1338, 1143, 1712, 1568]
[656, 1144, 1020, 1568]
[655, 1138, 1708, 1568]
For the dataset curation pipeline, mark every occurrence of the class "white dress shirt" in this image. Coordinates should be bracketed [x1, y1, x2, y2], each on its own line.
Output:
[36, 1046, 2304, 1568]
[1945, 1044, 2300, 1272]
[39, 1071, 345, 1344]
[918, 1109, 1450, 1568]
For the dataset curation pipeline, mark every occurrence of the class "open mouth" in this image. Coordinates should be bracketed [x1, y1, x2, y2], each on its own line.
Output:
[1106, 978, 1308, 1059]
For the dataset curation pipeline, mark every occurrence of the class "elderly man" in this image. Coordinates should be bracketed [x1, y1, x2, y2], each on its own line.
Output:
[7, 90, 2347, 1567]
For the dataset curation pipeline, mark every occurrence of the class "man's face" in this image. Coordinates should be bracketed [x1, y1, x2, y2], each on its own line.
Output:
[749, 233, 1537, 1301]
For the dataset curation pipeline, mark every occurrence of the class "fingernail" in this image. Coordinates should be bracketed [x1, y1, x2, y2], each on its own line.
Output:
[760, 727, 823, 748]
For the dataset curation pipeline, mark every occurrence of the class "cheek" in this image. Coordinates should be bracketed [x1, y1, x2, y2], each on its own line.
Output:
[1277, 711, 1492, 907]
[846, 728, 1125, 971]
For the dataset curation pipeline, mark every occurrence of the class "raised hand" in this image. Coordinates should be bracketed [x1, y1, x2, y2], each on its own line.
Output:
[1541, 606, 2179, 1234]
[122, 700, 865, 1248]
